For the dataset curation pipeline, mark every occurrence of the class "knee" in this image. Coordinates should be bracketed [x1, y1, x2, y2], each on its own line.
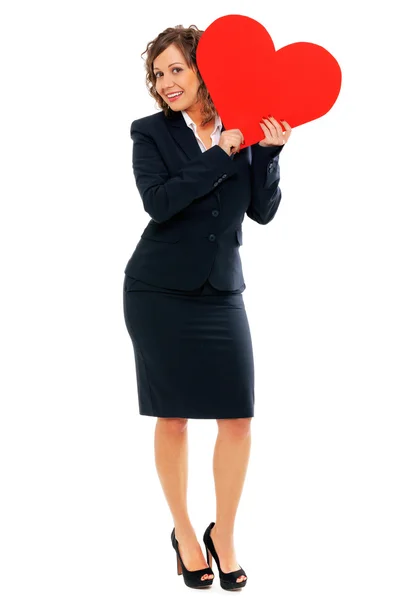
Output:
[157, 417, 188, 434]
[216, 417, 252, 439]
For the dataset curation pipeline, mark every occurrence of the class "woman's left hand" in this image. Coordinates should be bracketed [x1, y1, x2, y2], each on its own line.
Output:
[258, 115, 292, 147]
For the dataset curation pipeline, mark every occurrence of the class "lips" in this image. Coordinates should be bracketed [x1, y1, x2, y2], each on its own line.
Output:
[166, 91, 183, 101]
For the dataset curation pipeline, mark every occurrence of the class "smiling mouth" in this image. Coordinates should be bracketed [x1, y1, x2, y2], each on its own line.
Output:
[167, 91, 183, 101]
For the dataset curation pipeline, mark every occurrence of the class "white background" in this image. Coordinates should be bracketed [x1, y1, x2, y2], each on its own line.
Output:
[1, 0, 399, 598]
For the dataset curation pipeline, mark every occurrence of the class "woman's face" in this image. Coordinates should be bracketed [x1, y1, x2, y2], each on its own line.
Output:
[153, 43, 201, 111]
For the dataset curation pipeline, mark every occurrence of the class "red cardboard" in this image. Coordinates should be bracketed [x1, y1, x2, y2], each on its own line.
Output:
[196, 14, 342, 148]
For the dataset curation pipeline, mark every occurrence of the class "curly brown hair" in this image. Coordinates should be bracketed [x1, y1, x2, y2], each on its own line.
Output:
[140, 24, 217, 127]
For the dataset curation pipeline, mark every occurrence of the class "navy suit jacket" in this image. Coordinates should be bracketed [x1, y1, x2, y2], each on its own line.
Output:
[124, 109, 284, 291]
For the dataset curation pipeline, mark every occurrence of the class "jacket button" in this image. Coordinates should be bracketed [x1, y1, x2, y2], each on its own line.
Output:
[212, 210, 219, 217]
[213, 182, 218, 187]
[208, 234, 216, 242]
[222, 174, 227, 178]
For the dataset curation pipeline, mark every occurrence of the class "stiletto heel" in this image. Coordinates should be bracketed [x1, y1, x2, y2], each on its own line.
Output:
[177, 552, 183, 575]
[206, 548, 213, 569]
[203, 522, 248, 591]
[171, 527, 214, 588]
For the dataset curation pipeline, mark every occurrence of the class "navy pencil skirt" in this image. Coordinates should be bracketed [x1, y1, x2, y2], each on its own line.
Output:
[122, 275, 255, 419]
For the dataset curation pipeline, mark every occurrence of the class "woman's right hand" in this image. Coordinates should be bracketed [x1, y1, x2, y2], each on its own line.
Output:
[218, 129, 245, 156]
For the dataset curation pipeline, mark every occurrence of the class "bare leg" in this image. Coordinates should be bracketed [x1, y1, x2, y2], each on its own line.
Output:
[211, 417, 252, 583]
[154, 417, 213, 580]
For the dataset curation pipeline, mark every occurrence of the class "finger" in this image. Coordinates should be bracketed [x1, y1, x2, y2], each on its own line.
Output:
[261, 117, 274, 133]
[232, 138, 242, 152]
[269, 121, 290, 146]
[260, 121, 274, 141]
[268, 116, 287, 142]
[280, 120, 292, 133]
[266, 115, 280, 131]
[259, 121, 272, 140]
[264, 119, 283, 144]
[264, 116, 282, 139]
[237, 130, 245, 144]
[231, 130, 243, 143]
[280, 122, 291, 143]
[233, 130, 245, 145]
[269, 116, 291, 143]
[263, 118, 283, 145]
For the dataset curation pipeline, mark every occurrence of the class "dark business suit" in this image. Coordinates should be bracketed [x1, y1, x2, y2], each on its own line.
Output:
[124, 109, 283, 291]
[123, 109, 284, 418]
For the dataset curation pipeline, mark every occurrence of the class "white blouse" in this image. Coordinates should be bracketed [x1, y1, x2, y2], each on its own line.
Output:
[181, 110, 223, 153]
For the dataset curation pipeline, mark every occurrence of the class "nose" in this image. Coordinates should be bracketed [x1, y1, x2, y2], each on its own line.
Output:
[162, 75, 176, 90]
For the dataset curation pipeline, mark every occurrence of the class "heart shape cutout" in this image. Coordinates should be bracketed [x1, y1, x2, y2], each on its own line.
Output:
[196, 14, 342, 148]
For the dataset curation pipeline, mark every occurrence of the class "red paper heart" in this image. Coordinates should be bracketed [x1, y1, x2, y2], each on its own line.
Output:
[196, 14, 342, 148]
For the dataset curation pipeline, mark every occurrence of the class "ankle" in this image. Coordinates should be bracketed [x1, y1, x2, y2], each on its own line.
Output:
[212, 524, 234, 541]
[174, 522, 196, 540]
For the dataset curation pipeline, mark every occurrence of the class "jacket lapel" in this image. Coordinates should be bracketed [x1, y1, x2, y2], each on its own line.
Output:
[165, 109, 227, 161]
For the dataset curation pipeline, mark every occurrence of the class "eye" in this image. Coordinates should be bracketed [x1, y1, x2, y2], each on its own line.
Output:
[154, 67, 182, 78]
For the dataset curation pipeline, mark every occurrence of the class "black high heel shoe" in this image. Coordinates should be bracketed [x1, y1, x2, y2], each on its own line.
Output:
[203, 522, 248, 590]
[171, 528, 215, 589]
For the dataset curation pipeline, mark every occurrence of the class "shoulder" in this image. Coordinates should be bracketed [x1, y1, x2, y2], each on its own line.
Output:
[130, 111, 168, 139]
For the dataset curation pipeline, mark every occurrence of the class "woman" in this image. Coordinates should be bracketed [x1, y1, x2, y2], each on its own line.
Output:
[123, 24, 292, 590]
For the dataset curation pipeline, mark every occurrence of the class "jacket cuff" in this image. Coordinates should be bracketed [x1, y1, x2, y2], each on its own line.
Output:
[251, 143, 284, 161]
[204, 144, 239, 174]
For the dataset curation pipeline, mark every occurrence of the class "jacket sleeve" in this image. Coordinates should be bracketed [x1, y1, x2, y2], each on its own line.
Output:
[246, 143, 284, 225]
[130, 120, 237, 223]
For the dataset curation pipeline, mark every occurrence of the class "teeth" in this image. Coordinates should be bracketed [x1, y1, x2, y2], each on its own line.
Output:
[167, 92, 183, 98]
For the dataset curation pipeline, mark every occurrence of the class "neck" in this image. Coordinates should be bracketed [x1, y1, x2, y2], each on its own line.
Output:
[183, 105, 214, 130]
